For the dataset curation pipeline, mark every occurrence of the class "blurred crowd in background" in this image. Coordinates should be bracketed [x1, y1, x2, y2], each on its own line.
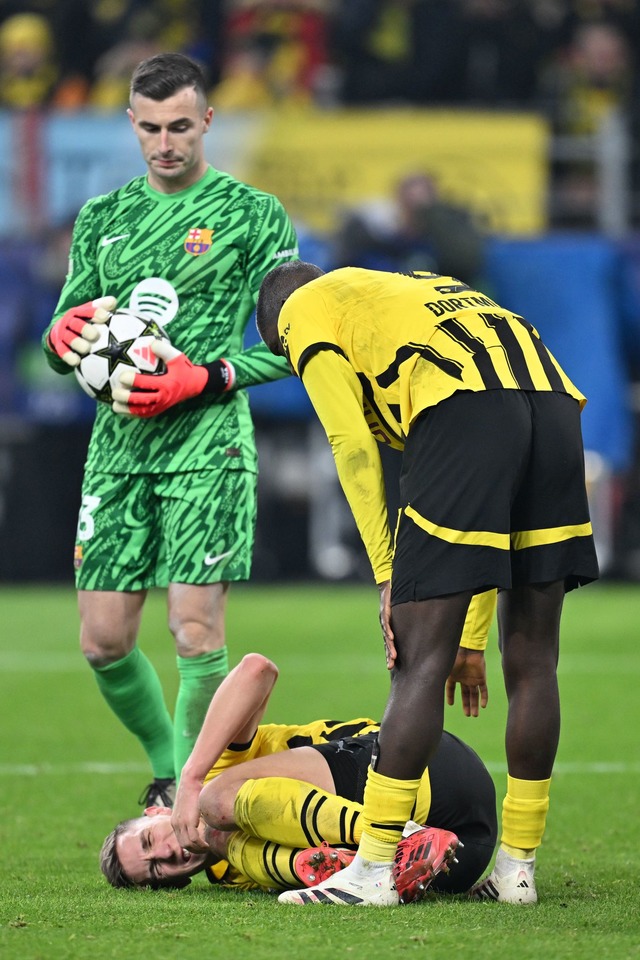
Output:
[1, 0, 639, 232]
[2, 0, 640, 584]
[0, 0, 636, 240]
[0, 0, 638, 132]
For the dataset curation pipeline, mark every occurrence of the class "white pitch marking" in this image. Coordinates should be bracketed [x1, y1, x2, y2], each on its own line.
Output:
[0, 761, 639, 777]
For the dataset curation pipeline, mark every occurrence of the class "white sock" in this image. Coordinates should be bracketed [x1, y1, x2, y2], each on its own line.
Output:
[402, 820, 422, 838]
[494, 848, 535, 877]
[348, 852, 394, 879]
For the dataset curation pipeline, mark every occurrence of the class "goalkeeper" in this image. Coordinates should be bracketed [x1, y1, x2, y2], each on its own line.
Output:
[100, 642, 498, 897]
[41, 52, 299, 809]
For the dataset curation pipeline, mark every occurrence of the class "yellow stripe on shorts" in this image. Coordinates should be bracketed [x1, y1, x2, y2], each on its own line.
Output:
[404, 505, 510, 550]
[405, 506, 593, 552]
[511, 522, 593, 551]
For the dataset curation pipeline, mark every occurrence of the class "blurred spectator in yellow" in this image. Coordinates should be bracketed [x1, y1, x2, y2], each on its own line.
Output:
[333, 172, 487, 287]
[0, 12, 58, 108]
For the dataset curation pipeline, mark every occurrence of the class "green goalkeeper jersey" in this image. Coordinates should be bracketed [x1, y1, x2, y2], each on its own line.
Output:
[42, 166, 298, 474]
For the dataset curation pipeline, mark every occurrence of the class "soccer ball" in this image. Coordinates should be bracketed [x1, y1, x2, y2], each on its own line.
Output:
[74, 309, 170, 404]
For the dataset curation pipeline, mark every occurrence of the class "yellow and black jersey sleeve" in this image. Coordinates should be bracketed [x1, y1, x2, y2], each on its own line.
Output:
[203, 717, 380, 784]
[459, 589, 497, 651]
[279, 268, 586, 441]
[302, 351, 394, 583]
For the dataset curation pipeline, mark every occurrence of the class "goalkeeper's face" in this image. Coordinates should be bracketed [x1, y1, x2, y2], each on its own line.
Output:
[128, 86, 213, 194]
[117, 808, 212, 887]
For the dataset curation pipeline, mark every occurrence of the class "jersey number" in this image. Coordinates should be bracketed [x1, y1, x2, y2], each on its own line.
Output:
[77, 495, 101, 542]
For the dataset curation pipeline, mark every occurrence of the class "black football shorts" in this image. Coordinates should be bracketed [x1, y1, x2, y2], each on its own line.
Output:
[391, 389, 599, 603]
[311, 730, 498, 893]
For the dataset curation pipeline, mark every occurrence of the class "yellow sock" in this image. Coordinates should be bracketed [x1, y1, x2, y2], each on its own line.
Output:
[500, 775, 551, 857]
[359, 767, 423, 863]
[234, 777, 363, 848]
[226, 832, 300, 891]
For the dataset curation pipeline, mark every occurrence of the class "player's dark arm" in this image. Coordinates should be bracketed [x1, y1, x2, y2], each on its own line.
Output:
[445, 590, 495, 716]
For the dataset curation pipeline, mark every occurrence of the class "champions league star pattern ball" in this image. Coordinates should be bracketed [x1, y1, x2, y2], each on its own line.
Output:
[74, 309, 171, 404]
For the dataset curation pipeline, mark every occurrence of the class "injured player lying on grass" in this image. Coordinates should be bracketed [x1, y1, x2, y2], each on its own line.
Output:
[100, 646, 497, 903]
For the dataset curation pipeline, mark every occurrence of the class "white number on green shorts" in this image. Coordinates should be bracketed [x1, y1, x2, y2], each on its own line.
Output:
[77, 495, 101, 542]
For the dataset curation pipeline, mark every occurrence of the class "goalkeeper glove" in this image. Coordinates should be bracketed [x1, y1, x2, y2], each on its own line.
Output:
[46, 296, 117, 366]
[112, 339, 236, 418]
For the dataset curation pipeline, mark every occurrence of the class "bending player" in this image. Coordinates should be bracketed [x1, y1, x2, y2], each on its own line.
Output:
[101, 638, 497, 899]
[255, 262, 598, 905]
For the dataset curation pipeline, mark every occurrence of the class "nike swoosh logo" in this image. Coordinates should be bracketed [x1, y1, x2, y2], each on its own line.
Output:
[100, 234, 130, 246]
[204, 549, 235, 567]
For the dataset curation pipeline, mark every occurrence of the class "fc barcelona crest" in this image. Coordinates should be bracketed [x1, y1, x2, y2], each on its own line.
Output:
[184, 227, 214, 255]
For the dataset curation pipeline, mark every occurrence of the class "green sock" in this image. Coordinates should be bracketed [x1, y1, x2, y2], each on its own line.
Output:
[93, 647, 174, 779]
[174, 647, 229, 779]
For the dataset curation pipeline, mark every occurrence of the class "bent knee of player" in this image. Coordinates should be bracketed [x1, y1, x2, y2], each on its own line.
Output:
[168, 603, 226, 657]
[199, 777, 238, 829]
[172, 626, 224, 657]
[79, 590, 143, 665]
[80, 629, 135, 667]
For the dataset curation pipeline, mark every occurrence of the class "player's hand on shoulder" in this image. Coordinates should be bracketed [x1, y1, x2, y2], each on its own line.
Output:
[446, 646, 488, 718]
[47, 295, 117, 367]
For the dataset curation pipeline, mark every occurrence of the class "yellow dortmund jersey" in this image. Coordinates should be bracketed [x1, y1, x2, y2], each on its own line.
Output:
[203, 717, 379, 785]
[278, 267, 585, 582]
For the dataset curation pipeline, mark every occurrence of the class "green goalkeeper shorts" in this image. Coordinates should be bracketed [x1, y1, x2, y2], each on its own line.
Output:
[74, 467, 257, 591]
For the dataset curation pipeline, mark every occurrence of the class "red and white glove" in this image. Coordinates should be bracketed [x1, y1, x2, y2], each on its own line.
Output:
[112, 340, 236, 418]
[47, 296, 117, 367]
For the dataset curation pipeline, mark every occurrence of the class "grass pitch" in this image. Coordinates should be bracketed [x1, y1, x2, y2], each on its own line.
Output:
[1, 581, 639, 960]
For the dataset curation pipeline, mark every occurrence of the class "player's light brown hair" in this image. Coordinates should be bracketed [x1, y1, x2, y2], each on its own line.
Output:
[99, 820, 192, 890]
[256, 261, 325, 355]
[130, 52, 208, 104]
[99, 821, 138, 889]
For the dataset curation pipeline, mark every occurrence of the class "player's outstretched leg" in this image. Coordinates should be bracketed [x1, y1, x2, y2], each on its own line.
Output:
[469, 848, 537, 904]
[278, 854, 399, 906]
[393, 822, 462, 904]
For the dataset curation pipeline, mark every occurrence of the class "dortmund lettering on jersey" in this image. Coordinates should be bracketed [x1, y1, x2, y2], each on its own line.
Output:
[278, 267, 586, 583]
[43, 167, 298, 474]
[280, 267, 585, 446]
